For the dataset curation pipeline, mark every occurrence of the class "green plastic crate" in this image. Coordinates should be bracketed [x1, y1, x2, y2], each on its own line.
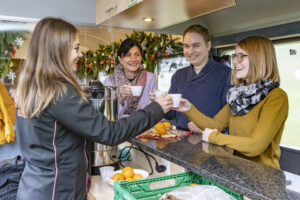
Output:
[114, 172, 244, 200]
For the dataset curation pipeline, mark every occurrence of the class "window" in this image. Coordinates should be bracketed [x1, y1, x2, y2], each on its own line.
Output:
[274, 41, 300, 149]
[155, 57, 189, 92]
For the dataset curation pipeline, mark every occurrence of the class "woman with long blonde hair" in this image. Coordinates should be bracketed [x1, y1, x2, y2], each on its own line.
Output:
[14, 17, 172, 200]
[176, 36, 288, 169]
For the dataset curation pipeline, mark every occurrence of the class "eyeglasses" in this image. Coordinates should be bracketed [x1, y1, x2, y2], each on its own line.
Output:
[231, 53, 248, 63]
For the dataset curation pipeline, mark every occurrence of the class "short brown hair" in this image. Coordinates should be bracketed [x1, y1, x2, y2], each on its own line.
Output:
[232, 36, 280, 85]
[183, 25, 210, 42]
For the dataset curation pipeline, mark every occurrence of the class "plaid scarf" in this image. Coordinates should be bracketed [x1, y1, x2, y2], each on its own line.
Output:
[110, 64, 147, 115]
[226, 79, 279, 116]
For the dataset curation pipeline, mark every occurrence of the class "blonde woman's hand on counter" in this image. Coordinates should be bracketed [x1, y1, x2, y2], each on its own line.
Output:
[202, 128, 218, 142]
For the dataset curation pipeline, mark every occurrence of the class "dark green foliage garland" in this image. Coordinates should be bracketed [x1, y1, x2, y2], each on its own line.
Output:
[77, 31, 183, 79]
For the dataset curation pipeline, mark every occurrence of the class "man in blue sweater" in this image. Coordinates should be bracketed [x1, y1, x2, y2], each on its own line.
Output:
[165, 25, 231, 131]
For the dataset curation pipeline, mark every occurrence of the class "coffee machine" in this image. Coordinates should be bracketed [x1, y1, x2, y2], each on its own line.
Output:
[87, 80, 119, 175]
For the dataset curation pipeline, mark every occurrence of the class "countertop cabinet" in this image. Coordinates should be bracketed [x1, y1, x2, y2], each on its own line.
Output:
[128, 133, 300, 200]
[96, 0, 143, 25]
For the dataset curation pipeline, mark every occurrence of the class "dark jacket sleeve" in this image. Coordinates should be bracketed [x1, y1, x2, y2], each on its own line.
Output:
[164, 109, 176, 120]
[48, 86, 164, 146]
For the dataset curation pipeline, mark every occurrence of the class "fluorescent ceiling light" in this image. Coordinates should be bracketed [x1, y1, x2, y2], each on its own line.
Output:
[143, 17, 153, 22]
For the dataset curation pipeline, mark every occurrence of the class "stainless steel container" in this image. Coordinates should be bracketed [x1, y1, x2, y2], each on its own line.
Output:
[88, 86, 119, 174]
[89, 86, 118, 122]
[89, 143, 118, 167]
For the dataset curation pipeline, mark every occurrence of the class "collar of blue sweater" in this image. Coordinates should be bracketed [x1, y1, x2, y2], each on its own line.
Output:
[187, 58, 218, 82]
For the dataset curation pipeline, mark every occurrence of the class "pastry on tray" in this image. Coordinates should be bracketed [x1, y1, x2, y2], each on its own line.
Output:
[138, 122, 191, 140]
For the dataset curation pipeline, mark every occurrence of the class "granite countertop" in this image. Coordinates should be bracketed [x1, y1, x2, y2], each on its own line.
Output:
[129, 133, 300, 200]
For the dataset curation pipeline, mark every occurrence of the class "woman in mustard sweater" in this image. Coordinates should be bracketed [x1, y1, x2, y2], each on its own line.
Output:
[176, 36, 288, 169]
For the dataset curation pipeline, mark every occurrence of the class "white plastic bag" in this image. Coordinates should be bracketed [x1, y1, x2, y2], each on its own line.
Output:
[159, 185, 235, 200]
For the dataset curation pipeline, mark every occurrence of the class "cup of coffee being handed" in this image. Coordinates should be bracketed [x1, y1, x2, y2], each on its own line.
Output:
[168, 94, 182, 108]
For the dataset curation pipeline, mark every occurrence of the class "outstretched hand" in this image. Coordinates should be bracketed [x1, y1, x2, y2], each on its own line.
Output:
[155, 94, 173, 114]
[172, 98, 191, 112]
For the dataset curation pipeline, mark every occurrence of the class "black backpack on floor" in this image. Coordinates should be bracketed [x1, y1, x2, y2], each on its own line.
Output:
[0, 156, 25, 200]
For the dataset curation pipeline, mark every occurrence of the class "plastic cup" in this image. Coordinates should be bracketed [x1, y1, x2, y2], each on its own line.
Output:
[130, 86, 143, 96]
[100, 166, 115, 181]
[169, 94, 182, 108]
[154, 91, 167, 98]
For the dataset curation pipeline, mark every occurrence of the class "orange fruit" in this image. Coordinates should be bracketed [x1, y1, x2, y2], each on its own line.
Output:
[156, 140, 167, 149]
[189, 183, 198, 187]
[163, 121, 171, 128]
[112, 173, 125, 181]
[121, 166, 134, 178]
[155, 123, 167, 135]
[125, 177, 134, 181]
[133, 174, 143, 180]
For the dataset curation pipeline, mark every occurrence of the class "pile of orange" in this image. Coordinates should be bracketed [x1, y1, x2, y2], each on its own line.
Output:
[154, 121, 171, 135]
[111, 166, 143, 182]
[163, 121, 171, 128]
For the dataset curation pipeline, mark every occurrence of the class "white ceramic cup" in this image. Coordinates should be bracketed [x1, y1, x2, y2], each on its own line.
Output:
[169, 94, 182, 108]
[130, 86, 143, 96]
[154, 90, 167, 98]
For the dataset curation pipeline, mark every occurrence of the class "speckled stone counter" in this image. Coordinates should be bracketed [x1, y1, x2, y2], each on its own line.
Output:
[129, 133, 300, 200]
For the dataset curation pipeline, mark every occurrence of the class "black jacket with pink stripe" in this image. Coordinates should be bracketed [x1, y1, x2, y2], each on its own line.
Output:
[15, 85, 164, 200]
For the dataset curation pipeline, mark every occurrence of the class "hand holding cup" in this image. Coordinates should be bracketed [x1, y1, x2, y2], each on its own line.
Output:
[168, 94, 182, 108]
[155, 91, 167, 98]
[172, 98, 191, 112]
[155, 94, 173, 114]
[119, 83, 132, 104]
[130, 86, 143, 96]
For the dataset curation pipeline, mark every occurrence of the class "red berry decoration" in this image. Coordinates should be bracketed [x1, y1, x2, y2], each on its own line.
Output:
[166, 52, 169, 58]
[8, 43, 16, 57]
[100, 60, 104, 65]
[151, 54, 155, 61]
[111, 60, 114, 65]
[86, 64, 92, 69]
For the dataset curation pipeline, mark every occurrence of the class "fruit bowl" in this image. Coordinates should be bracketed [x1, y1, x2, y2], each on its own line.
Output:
[108, 169, 149, 186]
